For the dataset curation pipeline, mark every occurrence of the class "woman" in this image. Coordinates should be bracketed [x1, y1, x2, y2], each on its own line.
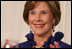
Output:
[3, 1, 71, 48]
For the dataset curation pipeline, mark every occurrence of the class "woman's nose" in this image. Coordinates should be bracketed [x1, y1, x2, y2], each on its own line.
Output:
[35, 14, 41, 22]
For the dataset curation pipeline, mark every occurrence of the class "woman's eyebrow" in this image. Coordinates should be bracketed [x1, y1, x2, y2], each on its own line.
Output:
[30, 10, 35, 12]
[40, 10, 49, 12]
[29, 10, 49, 12]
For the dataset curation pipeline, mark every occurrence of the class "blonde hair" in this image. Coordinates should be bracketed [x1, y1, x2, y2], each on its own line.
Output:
[23, 1, 61, 26]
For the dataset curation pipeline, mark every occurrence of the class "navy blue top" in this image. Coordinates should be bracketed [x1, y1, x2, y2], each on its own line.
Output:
[13, 32, 71, 48]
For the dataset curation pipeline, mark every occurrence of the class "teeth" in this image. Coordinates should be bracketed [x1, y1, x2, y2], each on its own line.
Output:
[35, 25, 44, 26]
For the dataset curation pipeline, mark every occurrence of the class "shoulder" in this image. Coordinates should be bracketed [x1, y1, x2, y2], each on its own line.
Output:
[58, 41, 71, 48]
[13, 41, 29, 48]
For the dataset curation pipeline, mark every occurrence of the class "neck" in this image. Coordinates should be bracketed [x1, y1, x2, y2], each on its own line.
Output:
[34, 30, 52, 48]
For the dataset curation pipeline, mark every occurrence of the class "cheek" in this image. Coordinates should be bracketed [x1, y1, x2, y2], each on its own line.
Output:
[42, 15, 54, 24]
[28, 16, 34, 24]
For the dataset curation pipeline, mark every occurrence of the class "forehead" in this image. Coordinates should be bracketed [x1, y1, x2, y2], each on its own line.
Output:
[33, 1, 50, 11]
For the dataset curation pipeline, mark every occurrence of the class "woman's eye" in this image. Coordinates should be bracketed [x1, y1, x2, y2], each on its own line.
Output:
[42, 12, 47, 14]
[31, 12, 35, 15]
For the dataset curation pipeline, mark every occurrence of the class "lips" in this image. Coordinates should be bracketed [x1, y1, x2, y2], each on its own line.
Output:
[34, 24, 45, 28]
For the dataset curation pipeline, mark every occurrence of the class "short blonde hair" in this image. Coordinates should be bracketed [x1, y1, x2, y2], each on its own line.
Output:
[23, 1, 61, 26]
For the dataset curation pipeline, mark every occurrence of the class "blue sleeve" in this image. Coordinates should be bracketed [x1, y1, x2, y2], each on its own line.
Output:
[59, 41, 71, 48]
[61, 44, 71, 48]
[13, 41, 28, 48]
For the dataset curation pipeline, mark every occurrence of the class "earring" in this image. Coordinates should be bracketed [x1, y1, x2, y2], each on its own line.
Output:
[52, 22, 55, 32]
[30, 27, 32, 33]
[53, 25, 55, 32]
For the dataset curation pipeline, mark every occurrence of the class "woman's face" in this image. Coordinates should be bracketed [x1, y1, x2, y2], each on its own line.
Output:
[28, 1, 55, 36]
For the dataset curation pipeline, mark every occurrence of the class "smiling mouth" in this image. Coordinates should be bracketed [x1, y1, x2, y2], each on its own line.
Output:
[34, 24, 45, 28]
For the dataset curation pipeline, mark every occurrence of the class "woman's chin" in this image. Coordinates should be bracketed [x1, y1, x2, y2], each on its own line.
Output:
[34, 32, 44, 36]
